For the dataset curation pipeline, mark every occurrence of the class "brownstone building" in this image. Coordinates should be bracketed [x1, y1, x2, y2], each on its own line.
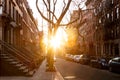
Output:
[79, 8, 96, 55]
[69, 8, 96, 55]
[0, 0, 42, 76]
[70, 0, 120, 57]
[85, 0, 120, 57]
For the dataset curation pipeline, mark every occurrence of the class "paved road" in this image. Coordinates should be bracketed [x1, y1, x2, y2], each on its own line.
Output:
[55, 58, 120, 80]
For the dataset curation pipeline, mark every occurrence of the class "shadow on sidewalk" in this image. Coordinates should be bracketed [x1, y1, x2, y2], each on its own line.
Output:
[31, 60, 64, 80]
[0, 59, 64, 80]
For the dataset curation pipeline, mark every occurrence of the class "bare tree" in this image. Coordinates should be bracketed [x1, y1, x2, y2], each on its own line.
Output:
[36, 0, 85, 71]
[36, 0, 83, 33]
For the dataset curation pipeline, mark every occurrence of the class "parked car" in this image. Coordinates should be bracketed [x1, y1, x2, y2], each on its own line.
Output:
[98, 58, 109, 69]
[65, 54, 70, 59]
[73, 55, 81, 62]
[90, 57, 109, 69]
[65, 54, 74, 61]
[90, 57, 98, 67]
[79, 54, 90, 64]
[108, 57, 120, 72]
[70, 55, 75, 61]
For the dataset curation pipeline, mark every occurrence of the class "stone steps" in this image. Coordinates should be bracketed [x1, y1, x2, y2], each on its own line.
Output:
[0, 53, 36, 76]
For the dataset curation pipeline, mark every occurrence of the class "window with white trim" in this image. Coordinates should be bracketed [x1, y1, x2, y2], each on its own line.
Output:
[117, 8, 119, 19]
[99, 18, 101, 23]
[112, 0, 114, 4]
[111, 11, 113, 21]
[107, 13, 110, 19]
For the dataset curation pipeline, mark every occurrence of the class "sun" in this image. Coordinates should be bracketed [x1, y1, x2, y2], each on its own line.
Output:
[49, 27, 67, 49]
[50, 36, 61, 49]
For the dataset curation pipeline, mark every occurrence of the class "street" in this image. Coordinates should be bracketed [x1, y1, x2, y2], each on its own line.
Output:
[0, 0, 120, 79]
[55, 58, 120, 80]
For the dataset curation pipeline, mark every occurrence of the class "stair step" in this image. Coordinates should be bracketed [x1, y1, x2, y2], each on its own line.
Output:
[0, 53, 9, 56]
[26, 69, 36, 76]
[15, 63, 23, 67]
[0, 51, 37, 76]
[23, 69, 29, 73]
[1, 53, 20, 65]
[2, 56, 10, 59]
[10, 61, 19, 64]
[6, 58, 15, 62]
[19, 66, 27, 70]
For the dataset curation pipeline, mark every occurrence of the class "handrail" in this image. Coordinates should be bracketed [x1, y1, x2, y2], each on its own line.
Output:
[0, 40, 31, 64]
[16, 46, 35, 59]
[0, 40, 32, 58]
[0, 40, 38, 59]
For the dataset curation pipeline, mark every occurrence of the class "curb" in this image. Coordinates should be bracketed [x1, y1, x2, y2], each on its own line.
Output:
[55, 66, 64, 80]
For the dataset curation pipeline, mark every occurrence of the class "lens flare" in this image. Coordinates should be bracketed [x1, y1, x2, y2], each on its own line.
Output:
[49, 27, 67, 49]
[50, 36, 61, 49]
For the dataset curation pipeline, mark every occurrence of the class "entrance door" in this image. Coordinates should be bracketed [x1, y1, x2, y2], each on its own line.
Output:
[4, 26, 14, 44]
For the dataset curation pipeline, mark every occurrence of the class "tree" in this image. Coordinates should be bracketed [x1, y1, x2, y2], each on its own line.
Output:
[36, 0, 85, 71]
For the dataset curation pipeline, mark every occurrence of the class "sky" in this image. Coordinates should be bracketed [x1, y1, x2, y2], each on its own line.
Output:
[27, 0, 86, 31]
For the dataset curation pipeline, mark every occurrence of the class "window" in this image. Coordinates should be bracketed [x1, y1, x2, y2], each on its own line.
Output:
[114, 28, 117, 38]
[94, 9, 97, 15]
[117, 26, 119, 35]
[100, 3, 102, 7]
[111, 30, 114, 38]
[112, 0, 114, 4]
[99, 18, 101, 23]
[11, 4, 13, 18]
[0, 0, 3, 14]
[6, 0, 9, 14]
[111, 11, 113, 21]
[13, 7, 14, 20]
[99, 3, 102, 12]
[0, 7, 2, 14]
[14, 9, 16, 21]
[107, 13, 110, 19]
[94, 9, 96, 14]
[3, 0, 7, 12]
[18, 14, 20, 23]
[16, 11, 18, 24]
[117, 8, 119, 19]
[9, 1, 11, 16]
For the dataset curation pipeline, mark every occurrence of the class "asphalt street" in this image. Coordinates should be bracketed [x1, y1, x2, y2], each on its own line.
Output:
[55, 58, 120, 80]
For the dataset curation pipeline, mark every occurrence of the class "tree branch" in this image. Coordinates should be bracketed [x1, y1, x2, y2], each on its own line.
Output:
[52, 0, 57, 21]
[36, 0, 55, 25]
[62, 0, 66, 13]
[43, 0, 49, 10]
[56, 0, 72, 27]
[60, 8, 82, 26]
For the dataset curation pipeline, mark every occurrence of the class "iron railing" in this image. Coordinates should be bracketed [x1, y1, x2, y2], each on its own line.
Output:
[0, 40, 36, 69]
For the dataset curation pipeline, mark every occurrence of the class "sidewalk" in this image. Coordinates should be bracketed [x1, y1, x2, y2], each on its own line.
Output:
[0, 60, 64, 80]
